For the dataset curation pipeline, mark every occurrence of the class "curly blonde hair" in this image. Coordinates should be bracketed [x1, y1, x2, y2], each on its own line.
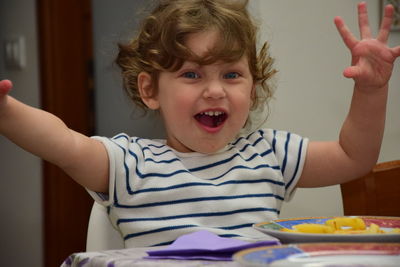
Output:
[116, 0, 276, 115]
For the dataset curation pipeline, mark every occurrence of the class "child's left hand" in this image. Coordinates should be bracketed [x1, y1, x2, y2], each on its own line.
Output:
[334, 2, 400, 92]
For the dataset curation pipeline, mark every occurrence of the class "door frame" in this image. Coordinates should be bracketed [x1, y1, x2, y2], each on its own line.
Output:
[36, 0, 94, 266]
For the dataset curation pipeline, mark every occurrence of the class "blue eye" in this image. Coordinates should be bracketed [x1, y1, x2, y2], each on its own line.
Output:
[224, 72, 240, 79]
[182, 72, 200, 79]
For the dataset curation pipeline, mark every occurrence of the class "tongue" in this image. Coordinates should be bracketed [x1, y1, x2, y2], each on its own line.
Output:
[197, 114, 217, 127]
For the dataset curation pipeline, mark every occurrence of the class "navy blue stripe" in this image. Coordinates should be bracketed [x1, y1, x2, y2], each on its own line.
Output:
[271, 130, 277, 153]
[147, 143, 166, 149]
[261, 149, 272, 157]
[238, 143, 251, 152]
[252, 136, 264, 147]
[219, 223, 253, 230]
[124, 224, 197, 240]
[144, 157, 181, 164]
[281, 132, 291, 175]
[142, 146, 173, 157]
[230, 137, 243, 146]
[112, 140, 133, 194]
[208, 164, 280, 181]
[286, 138, 304, 190]
[132, 178, 284, 195]
[115, 193, 283, 208]
[231, 135, 263, 151]
[151, 240, 174, 247]
[117, 207, 277, 225]
[115, 135, 171, 157]
[113, 134, 130, 141]
[189, 151, 265, 172]
[113, 179, 119, 204]
[230, 130, 258, 146]
[219, 234, 242, 238]
[135, 167, 190, 179]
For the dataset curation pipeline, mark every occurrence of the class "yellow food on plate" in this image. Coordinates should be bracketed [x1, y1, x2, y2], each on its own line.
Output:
[293, 224, 335, 234]
[366, 223, 384, 234]
[280, 217, 400, 235]
[325, 217, 366, 230]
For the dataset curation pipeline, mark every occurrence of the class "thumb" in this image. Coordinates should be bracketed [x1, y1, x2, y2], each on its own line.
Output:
[343, 66, 361, 79]
[393, 46, 400, 58]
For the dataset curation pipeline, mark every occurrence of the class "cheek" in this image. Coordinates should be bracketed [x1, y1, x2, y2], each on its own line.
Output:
[159, 90, 193, 118]
[239, 88, 253, 109]
[171, 92, 193, 112]
[237, 90, 253, 122]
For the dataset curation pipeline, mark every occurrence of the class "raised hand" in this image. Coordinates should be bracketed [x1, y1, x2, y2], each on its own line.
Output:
[334, 2, 400, 91]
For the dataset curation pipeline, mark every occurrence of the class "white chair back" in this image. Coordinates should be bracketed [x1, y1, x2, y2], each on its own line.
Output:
[86, 202, 125, 251]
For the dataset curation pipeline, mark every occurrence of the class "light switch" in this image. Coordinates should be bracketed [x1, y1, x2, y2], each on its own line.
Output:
[4, 36, 26, 70]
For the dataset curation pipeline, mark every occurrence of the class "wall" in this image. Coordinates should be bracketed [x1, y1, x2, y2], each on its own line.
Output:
[0, 0, 42, 266]
[92, 0, 165, 138]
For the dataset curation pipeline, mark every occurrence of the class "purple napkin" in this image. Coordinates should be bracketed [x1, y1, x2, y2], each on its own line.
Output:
[145, 230, 280, 261]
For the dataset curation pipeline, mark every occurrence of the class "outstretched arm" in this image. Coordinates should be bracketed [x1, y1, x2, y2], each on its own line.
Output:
[298, 2, 400, 187]
[0, 80, 109, 193]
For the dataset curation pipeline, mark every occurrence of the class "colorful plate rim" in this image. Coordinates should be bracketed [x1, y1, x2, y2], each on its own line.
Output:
[233, 242, 400, 266]
[253, 216, 400, 242]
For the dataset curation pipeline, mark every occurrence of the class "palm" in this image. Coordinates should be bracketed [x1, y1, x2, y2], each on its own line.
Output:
[350, 39, 395, 88]
[335, 3, 400, 92]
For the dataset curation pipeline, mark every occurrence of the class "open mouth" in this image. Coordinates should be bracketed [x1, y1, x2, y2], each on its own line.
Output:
[194, 111, 228, 128]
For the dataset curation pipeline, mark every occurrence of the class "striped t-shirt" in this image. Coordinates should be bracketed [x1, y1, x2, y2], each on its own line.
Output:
[89, 128, 308, 247]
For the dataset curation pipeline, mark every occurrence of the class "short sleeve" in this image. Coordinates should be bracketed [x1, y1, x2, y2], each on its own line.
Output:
[261, 129, 308, 200]
[86, 134, 133, 207]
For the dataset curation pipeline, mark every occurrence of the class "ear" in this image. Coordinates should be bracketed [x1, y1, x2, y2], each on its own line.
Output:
[138, 72, 159, 110]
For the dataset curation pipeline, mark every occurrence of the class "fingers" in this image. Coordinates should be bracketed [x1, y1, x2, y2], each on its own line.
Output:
[0, 80, 13, 95]
[334, 16, 358, 49]
[377, 4, 395, 43]
[357, 2, 372, 39]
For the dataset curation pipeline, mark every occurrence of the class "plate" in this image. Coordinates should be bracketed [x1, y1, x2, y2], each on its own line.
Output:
[233, 243, 400, 266]
[253, 216, 400, 243]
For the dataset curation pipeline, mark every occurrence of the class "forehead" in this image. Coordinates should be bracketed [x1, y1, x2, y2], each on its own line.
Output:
[183, 28, 247, 67]
[184, 29, 221, 57]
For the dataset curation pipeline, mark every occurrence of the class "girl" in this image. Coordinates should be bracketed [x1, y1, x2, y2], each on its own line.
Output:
[1, 0, 399, 247]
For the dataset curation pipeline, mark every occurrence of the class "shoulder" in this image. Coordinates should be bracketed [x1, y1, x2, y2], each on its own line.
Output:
[232, 128, 306, 148]
[92, 134, 168, 154]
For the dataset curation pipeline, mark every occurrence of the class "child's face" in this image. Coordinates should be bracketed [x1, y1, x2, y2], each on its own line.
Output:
[153, 30, 254, 153]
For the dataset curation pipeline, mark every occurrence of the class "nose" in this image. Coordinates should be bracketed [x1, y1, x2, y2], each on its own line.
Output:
[203, 80, 226, 99]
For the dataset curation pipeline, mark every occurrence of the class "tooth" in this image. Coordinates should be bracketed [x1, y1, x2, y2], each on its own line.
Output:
[200, 111, 225, 116]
